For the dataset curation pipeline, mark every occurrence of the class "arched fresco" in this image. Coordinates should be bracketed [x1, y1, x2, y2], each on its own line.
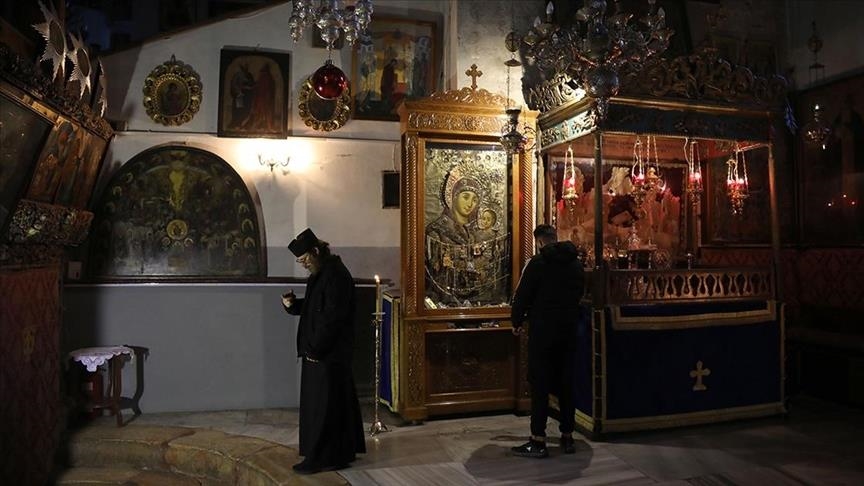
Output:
[89, 145, 265, 278]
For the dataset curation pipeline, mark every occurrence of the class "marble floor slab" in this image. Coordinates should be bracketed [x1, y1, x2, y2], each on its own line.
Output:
[123, 395, 863, 485]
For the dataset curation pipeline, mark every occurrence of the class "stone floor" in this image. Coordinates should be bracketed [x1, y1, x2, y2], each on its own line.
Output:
[76, 395, 864, 485]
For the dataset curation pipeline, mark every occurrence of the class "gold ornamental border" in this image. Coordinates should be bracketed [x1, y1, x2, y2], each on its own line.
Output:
[298, 78, 350, 132]
[142, 55, 202, 126]
[600, 402, 786, 433]
[610, 300, 777, 331]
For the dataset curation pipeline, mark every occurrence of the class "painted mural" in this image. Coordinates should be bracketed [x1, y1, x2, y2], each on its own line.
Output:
[88, 146, 264, 279]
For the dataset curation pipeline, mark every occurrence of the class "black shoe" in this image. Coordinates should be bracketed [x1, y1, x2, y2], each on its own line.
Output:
[292, 459, 321, 475]
[560, 435, 576, 454]
[511, 439, 549, 458]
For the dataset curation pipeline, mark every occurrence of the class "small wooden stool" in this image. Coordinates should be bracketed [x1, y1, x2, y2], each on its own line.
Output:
[69, 345, 148, 426]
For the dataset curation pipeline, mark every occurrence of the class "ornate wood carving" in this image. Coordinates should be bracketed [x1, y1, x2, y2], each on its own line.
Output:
[539, 110, 598, 152]
[517, 332, 530, 400]
[519, 150, 534, 270]
[426, 86, 510, 106]
[407, 112, 505, 133]
[524, 72, 586, 114]
[0, 45, 113, 139]
[403, 135, 418, 315]
[621, 49, 788, 107]
[4, 199, 93, 246]
[396, 77, 538, 420]
[607, 268, 774, 304]
[525, 50, 788, 115]
[426, 331, 511, 393]
[405, 321, 425, 408]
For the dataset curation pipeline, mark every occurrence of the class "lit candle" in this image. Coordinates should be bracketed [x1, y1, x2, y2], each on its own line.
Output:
[374, 274, 381, 316]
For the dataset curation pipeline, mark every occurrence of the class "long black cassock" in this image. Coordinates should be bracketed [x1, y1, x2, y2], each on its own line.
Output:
[284, 255, 366, 466]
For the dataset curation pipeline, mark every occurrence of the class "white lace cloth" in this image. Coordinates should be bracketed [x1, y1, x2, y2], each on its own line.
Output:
[69, 346, 133, 372]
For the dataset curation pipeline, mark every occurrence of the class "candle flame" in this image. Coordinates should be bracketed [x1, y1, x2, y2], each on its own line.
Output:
[374, 274, 380, 283]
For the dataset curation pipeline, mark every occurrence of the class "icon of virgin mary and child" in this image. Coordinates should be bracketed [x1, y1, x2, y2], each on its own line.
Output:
[425, 163, 509, 307]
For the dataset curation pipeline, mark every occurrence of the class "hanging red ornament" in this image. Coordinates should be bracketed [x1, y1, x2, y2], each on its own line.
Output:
[311, 60, 348, 99]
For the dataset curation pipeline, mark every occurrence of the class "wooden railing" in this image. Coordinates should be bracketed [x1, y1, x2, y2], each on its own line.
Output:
[606, 267, 774, 304]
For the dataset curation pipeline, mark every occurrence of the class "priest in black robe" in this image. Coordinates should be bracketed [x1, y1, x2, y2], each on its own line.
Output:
[283, 228, 366, 474]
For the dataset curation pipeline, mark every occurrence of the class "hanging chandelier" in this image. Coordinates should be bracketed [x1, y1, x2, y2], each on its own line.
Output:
[801, 21, 831, 149]
[288, 0, 373, 99]
[631, 135, 665, 209]
[561, 145, 579, 202]
[726, 145, 749, 216]
[684, 138, 703, 210]
[288, 0, 373, 49]
[500, 24, 531, 154]
[520, 0, 672, 118]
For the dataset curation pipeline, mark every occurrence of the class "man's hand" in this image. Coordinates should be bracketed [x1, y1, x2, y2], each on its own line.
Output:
[281, 290, 296, 308]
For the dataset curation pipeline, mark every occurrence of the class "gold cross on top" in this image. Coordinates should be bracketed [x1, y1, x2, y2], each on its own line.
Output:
[465, 64, 483, 90]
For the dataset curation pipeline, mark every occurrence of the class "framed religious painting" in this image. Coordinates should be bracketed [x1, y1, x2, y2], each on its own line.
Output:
[0, 89, 54, 236]
[25, 119, 110, 209]
[796, 72, 864, 245]
[352, 16, 439, 121]
[218, 48, 291, 138]
[142, 55, 202, 126]
[394, 86, 536, 421]
[421, 140, 512, 310]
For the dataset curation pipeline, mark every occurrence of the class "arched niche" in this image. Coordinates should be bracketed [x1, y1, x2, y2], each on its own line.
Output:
[88, 145, 266, 279]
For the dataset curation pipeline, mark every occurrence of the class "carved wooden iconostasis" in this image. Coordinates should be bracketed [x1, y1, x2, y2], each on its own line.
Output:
[529, 48, 790, 436]
[1, 37, 112, 486]
[0, 47, 113, 257]
[384, 73, 537, 422]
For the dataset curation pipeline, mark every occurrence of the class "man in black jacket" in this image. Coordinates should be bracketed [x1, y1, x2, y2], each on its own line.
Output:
[510, 224, 585, 458]
[283, 228, 366, 474]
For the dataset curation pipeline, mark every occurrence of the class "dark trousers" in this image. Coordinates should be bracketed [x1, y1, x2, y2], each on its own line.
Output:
[528, 343, 576, 438]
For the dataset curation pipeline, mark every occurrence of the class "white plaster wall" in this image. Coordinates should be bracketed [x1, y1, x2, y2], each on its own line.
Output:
[102, 1, 452, 140]
[454, 0, 542, 106]
[64, 283, 304, 412]
[100, 132, 402, 282]
[64, 0, 533, 413]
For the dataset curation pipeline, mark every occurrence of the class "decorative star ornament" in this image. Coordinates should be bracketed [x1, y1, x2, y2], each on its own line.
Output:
[67, 32, 93, 100]
[32, 0, 67, 81]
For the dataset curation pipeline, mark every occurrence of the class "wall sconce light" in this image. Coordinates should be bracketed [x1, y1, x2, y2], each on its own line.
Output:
[258, 154, 290, 172]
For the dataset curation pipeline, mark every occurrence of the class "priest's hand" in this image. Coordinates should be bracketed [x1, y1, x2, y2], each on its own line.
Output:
[282, 291, 296, 308]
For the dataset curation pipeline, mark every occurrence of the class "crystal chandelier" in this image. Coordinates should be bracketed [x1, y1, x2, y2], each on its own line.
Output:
[684, 138, 703, 210]
[520, 0, 672, 118]
[801, 21, 831, 149]
[631, 135, 665, 209]
[726, 146, 749, 216]
[288, 0, 373, 49]
[288, 0, 374, 99]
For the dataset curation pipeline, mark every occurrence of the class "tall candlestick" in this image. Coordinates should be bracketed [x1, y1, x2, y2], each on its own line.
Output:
[374, 274, 381, 315]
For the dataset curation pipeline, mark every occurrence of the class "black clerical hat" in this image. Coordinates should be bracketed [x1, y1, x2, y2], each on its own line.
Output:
[289, 228, 319, 257]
